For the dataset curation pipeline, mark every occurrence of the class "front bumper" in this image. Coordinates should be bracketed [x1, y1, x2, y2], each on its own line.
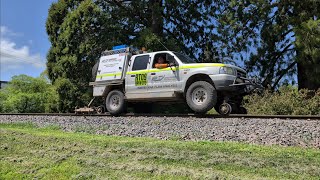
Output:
[229, 76, 263, 94]
[209, 74, 263, 94]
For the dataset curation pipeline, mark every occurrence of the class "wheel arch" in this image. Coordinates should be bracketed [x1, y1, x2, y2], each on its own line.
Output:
[183, 74, 215, 96]
[103, 84, 125, 98]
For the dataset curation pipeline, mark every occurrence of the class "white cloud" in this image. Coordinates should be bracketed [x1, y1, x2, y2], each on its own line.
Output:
[1, 26, 22, 37]
[0, 26, 9, 35]
[0, 26, 45, 71]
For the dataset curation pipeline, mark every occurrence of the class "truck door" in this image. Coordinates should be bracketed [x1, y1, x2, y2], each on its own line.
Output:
[149, 53, 180, 95]
[125, 55, 150, 98]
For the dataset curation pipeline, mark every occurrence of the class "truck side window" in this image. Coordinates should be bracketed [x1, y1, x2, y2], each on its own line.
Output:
[153, 53, 169, 68]
[132, 55, 149, 71]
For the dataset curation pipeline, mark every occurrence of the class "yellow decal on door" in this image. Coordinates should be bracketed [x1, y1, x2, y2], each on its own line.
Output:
[135, 73, 147, 86]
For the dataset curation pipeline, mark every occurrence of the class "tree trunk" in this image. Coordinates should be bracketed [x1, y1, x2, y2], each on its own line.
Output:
[297, 61, 320, 90]
[150, 0, 163, 36]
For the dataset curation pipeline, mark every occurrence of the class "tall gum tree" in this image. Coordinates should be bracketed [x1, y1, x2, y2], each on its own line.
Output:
[216, 0, 320, 90]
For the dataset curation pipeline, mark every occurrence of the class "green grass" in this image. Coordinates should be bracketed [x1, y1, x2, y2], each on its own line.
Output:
[1, 123, 320, 179]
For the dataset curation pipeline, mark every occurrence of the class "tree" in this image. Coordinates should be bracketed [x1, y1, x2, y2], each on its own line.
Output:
[96, 0, 233, 59]
[216, 0, 320, 90]
[295, 19, 320, 90]
[0, 75, 58, 113]
[46, 0, 126, 112]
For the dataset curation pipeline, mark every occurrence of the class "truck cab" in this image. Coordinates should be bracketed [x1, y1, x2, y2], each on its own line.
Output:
[90, 47, 261, 115]
[125, 51, 182, 100]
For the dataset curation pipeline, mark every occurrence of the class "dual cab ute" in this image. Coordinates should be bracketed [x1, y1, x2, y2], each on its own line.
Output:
[87, 47, 261, 115]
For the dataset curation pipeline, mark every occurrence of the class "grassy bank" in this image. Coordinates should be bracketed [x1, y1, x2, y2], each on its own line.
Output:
[1, 123, 320, 179]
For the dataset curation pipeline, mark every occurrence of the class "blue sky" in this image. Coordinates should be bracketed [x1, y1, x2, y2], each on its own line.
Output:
[0, 0, 57, 81]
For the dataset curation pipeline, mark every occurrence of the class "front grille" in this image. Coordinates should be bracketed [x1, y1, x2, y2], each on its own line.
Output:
[237, 70, 247, 78]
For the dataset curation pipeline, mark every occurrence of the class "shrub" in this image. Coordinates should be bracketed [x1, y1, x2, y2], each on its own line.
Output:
[0, 75, 58, 113]
[244, 86, 320, 115]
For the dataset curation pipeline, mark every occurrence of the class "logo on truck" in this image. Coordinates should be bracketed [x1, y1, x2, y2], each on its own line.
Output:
[135, 73, 147, 86]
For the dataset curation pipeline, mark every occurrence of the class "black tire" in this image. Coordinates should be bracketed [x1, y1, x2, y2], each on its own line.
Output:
[96, 105, 105, 114]
[105, 90, 126, 115]
[218, 103, 232, 115]
[186, 81, 217, 114]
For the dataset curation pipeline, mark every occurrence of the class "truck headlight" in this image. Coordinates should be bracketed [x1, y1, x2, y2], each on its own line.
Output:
[219, 66, 235, 75]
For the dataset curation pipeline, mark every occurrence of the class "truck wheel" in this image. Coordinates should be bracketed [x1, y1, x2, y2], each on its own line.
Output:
[105, 90, 126, 115]
[186, 81, 217, 114]
[96, 105, 105, 114]
[218, 103, 232, 115]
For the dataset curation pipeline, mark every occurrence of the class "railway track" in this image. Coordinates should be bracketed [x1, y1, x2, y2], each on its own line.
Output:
[0, 113, 319, 120]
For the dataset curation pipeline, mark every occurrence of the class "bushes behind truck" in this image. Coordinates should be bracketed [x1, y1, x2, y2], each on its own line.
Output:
[243, 86, 320, 115]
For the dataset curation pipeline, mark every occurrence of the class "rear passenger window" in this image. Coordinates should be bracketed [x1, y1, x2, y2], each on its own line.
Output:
[132, 55, 149, 71]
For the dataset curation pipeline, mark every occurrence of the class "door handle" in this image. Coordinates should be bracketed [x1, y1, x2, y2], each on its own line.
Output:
[131, 75, 135, 77]
[151, 73, 156, 75]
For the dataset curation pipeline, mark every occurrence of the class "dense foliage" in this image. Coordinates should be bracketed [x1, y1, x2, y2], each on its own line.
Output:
[244, 86, 320, 115]
[295, 19, 320, 90]
[216, 0, 320, 90]
[46, 0, 112, 112]
[0, 75, 58, 113]
[46, 0, 319, 112]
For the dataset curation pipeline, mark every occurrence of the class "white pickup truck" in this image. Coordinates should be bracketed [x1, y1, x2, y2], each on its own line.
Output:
[88, 47, 261, 115]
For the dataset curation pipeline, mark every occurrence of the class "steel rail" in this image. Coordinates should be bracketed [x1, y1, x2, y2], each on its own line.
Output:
[0, 113, 319, 120]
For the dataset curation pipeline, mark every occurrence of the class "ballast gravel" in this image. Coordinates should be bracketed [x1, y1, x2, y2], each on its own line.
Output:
[1, 115, 319, 148]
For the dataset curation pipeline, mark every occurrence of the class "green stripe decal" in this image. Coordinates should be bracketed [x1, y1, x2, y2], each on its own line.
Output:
[96, 72, 122, 78]
[127, 69, 150, 75]
[96, 64, 225, 77]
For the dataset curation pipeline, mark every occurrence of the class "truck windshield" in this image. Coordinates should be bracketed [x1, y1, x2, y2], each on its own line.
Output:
[173, 52, 196, 64]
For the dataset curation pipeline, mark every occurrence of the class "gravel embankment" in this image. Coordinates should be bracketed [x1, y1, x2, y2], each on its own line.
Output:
[1, 115, 319, 148]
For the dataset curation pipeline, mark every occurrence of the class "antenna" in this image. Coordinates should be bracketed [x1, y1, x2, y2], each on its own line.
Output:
[157, 39, 170, 51]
